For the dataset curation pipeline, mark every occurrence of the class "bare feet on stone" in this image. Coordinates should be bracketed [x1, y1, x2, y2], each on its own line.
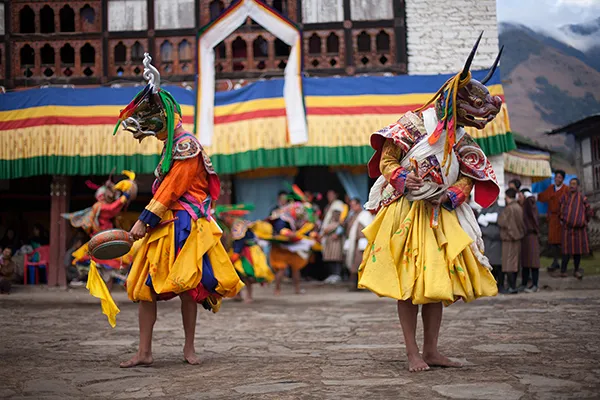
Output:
[407, 353, 430, 372]
[423, 351, 463, 368]
[274, 289, 281, 296]
[243, 297, 254, 304]
[183, 346, 201, 365]
[120, 352, 154, 368]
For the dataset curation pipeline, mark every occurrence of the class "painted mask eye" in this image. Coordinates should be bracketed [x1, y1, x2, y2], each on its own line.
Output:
[472, 98, 484, 108]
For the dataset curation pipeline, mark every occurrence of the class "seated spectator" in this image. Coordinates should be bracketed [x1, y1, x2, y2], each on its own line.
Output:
[0, 247, 16, 294]
[28, 224, 49, 247]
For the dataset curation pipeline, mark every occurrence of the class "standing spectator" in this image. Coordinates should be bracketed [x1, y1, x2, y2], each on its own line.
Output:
[320, 190, 347, 284]
[498, 189, 525, 294]
[520, 189, 541, 292]
[559, 178, 593, 279]
[538, 170, 569, 271]
[478, 199, 503, 288]
[344, 199, 373, 291]
[0, 247, 16, 294]
[509, 179, 524, 203]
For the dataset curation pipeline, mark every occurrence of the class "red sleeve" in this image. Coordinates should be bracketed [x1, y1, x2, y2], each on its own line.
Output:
[99, 196, 128, 219]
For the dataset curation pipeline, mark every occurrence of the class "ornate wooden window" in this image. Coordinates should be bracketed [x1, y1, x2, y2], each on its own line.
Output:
[305, 30, 344, 70]
[19, 6, 36, 34]
[109, 39, 148, 77]
[40, 5, 55, 34]
[353, 28, 395, 69]
[60, 5, 76, 32]
[20, 44, 35, 78]
[40, 44, 56, 78]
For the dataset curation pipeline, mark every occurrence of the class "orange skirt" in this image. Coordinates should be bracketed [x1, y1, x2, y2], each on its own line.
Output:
[270, 245, 309, 271]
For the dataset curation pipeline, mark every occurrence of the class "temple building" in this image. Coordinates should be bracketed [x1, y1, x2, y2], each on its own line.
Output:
[0, 0, 515, 286]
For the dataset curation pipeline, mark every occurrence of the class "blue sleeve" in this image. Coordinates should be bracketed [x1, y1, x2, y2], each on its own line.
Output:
[272, 219, 290, 234]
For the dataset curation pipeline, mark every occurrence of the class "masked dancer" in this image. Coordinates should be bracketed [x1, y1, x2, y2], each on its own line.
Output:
[359, 34, 503, 372]
[116, 54, 243, 368]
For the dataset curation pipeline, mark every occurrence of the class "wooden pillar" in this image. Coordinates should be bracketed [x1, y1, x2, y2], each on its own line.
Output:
[48, 177, 60, 286]
[57, 177, 70, 287]
[48, 176, 70, 287]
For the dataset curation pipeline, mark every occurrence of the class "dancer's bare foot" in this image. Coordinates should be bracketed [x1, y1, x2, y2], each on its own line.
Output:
[423, 352, 463, 368]
[243, 297, 254, 304]
[407, 353, 430, 372]
[120, 353, 153, 368]
[295, 288, 306, 295]
[274, 289, 281, 296]
[183, 346, 201, 365]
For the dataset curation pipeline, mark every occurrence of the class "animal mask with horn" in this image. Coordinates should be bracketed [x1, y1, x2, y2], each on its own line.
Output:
[113, 53, 182, 174]
[415, 32, 504, 173]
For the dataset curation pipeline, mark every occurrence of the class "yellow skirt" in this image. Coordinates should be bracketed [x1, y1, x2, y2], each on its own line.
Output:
[127, 211, 244, 303]
[358, 198, 498, 306]
[232, 245, 275, 283]
[270, 245, 309, 271]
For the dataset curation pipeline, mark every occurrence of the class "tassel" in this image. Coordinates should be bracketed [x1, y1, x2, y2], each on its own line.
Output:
[85, 180, 100, 190]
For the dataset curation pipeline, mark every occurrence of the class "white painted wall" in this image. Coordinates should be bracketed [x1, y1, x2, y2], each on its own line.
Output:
[155, 0, 195, 30]
[302, 0, 344, 23]
[405, 0, 500, 75]
[0, 4, 5, 36]
[108, 0, 148, 32]
[350, 0, 393, 21]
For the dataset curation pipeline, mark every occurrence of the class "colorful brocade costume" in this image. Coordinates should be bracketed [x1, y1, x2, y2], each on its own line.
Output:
[217, 206, 274, 284]
[359, 35, 505, 305]
[113, 53, 243, 314]
[126, 132, 244, 311]
[254, 202, 317, 272]
[359, 109, 500, 305]
[62, 176, 135, 276]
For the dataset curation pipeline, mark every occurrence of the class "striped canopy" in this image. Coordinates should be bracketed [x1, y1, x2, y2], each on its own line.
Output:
[0, 70, 515, 179]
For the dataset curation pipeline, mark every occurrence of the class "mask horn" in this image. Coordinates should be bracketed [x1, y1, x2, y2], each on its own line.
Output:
[143, 53, 161, 93]
[460, 31, 484, 80]
[480, 45, 504, 85]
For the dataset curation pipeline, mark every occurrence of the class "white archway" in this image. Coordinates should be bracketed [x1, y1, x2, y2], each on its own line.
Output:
[195, 0, 307, 146]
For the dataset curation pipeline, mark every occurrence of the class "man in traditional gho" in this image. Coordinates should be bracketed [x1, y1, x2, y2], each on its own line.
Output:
[62, 173, 136, 288]
[321, 190, 348, 284]
[559, 178, 593, 279]
[359, 34, 503, 372]
[115, 54, 243, 368]
[520, 189, 541, 292]
[538, 170, 568, 271]
[216, 204, 274, 303]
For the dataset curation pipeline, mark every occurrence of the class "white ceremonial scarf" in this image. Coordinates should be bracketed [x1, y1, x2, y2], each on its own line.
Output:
[365, 108, 491, 269]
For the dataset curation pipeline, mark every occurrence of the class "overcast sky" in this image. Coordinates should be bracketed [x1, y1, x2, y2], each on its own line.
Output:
[496, 0, 600, 30]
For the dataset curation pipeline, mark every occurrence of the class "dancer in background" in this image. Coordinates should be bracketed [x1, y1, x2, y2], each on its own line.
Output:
[62, 172, 136, 289]
[216, 204, 274, 303]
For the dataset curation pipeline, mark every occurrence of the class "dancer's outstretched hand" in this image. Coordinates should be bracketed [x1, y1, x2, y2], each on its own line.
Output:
[130, 220, 148, 240]
[429, 192, 449, 207]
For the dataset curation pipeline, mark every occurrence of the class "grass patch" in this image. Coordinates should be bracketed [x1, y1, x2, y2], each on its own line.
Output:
[540, 254, 599, 275]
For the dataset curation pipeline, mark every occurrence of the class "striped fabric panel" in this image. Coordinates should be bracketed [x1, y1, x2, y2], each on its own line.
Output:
[178, 194, 212, 221]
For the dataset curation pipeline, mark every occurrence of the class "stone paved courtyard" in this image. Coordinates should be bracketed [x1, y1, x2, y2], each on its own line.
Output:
[1, 279, 600, 400]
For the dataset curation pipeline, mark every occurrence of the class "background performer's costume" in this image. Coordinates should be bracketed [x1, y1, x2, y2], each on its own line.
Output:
[118, 55, 243, 313]
[216, 205, 274, 284]
[359, 36, 503, 306]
